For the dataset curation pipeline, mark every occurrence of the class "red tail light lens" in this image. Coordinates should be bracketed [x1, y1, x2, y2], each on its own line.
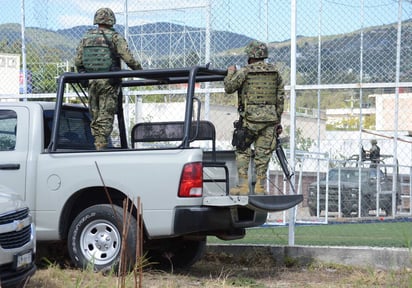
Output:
[178, 162, 203, 197]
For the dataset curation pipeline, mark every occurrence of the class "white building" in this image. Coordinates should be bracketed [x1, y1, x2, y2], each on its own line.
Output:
[0, 53, 20, 96]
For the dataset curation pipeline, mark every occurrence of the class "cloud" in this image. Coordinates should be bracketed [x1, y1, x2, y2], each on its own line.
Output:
[53, 0, 125, 28]
[57, 14, 91, 28]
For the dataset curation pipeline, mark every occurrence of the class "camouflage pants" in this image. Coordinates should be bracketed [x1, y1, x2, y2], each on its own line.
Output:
[235, 121, 277, 177]
[88, 79, 119, 147]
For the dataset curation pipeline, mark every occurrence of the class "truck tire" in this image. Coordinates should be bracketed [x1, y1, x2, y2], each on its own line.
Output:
[308, 206, 317, 217]
[341, 206, 352, 217]
[67, 204, 137, 271]
[359, 194, 372, 217]
[383, 203, 393, 216]
[146, 237, 206, 271]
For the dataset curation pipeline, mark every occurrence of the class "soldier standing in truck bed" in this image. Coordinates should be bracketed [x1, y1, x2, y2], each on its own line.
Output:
[224, 40, 285, 195]
[369, 139, 380, 167]
[75, 7, 142, 150]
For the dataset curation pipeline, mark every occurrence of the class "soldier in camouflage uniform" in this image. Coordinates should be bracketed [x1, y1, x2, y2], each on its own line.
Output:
[369, 139, 380, 168]
[75, 7, 142, 150]
[224, 40, 285, 195]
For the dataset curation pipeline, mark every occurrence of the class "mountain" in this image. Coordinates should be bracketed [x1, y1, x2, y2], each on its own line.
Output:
[58, 22, 253, 57]
[1, 22, 253, 61]
[266, 21, 412, 84]
[1, 21, 412, 84]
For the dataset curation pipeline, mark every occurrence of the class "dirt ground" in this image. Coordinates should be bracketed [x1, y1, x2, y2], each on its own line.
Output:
[27, 244, 411, 288]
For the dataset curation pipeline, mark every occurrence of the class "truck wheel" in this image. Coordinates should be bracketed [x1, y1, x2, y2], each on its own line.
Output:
[308, 206, 317, 217]
[67, 204, 137, 271]
[383, 204, 392, 216]
[361, 202, 371, 217]
[341, 205, 352, 217]
[147, 238, 206, 271]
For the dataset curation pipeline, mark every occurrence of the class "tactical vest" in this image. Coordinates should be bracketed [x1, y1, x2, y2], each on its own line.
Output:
[82, 29, 116, 72]
[242, 64, 280, 123]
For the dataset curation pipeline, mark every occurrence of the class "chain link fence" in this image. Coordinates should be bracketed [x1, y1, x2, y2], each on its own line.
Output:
[1, 0, 412, 246]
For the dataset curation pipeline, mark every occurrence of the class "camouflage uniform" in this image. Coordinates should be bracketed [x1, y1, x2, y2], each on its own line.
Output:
[369, 139, 380, 167]
[224, 40, 285, 195]
[75, 8, 142, 149]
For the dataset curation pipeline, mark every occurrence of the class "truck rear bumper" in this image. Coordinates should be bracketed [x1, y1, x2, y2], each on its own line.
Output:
[173, 206, 267, 238]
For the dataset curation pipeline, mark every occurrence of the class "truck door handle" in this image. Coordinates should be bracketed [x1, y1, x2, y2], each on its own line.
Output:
[0, 164, 20, 170]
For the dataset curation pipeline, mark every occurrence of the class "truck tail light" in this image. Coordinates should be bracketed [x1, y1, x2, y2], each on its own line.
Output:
[178, 162, 203, 197]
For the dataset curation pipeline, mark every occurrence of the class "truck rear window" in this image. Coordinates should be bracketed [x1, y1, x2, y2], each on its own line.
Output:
[44, 107, 95, 150]
[0, 110, 17, 151]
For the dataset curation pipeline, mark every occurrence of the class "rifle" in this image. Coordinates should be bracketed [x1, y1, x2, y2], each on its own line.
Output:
[275, 130, 296, 194]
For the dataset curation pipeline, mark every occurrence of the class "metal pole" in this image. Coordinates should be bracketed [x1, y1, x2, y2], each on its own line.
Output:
[358, 0, 365, 218]
[204, 0, 211, 121]
[123, 0, 131, 137]
[124, 0, 129, 48]
[265, 0, 269, 42]
[288, 0, 297, 246]
[316, 0, 323, 219]
[21, 0, 27, 101]
[265, 0, 269, 193]
[393, 0, 402, 217]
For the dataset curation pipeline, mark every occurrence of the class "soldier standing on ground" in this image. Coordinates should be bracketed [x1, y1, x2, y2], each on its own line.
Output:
[75, 7, 142, 150]
[224, 40, 285, 195]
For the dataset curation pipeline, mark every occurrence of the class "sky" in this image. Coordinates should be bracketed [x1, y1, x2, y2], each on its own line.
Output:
[1, 0, 411, 42]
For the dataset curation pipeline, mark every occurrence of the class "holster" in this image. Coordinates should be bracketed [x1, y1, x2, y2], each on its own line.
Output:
[232, 118, 255, 151]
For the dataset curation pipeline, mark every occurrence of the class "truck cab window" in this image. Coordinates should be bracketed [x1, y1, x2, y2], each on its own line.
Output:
[43, 108, 94, 150]
[0, 110, 17, 151]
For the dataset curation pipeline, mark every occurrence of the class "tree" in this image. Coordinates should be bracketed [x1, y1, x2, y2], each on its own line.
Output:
[279, 126, 314, 152]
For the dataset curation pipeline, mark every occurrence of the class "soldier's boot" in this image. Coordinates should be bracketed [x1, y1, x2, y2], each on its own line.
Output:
[94, 135, 108, 150]
[229, 175, 249, 196]
[95, 142, 107, 150]
[254, 176, 266, 195]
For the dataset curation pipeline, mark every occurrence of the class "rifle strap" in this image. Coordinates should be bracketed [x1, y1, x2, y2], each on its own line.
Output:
[101, 31, 118, 61]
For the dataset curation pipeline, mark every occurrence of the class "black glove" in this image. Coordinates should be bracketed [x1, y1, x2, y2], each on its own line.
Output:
[77, 69, 88, 88]
[276, 124, 283, 137]
[108, 66, 121, 86]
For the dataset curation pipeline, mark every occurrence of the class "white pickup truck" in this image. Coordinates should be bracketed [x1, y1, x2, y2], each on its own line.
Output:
[0, 66, 302, 271]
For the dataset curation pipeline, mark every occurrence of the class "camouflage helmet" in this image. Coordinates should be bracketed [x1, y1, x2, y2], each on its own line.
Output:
[245, 40, 268, 59]
[94, 8, 116, 26]
[371, 139, 377, 144]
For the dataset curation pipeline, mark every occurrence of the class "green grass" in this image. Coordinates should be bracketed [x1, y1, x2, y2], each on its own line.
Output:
[208, 222, 412, 247]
